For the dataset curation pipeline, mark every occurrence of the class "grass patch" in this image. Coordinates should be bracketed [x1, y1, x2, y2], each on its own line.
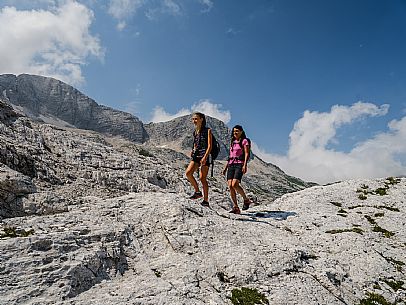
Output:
[229, 287, 269, 305]
[365, 215, 376, 225]
[326, 228, 363, 235]
[364, 216, 395, 238]
[385, 177, 401, 185]
[374, 187, 388, 196]
[372, 225, 395, 238]
[139, 148, 154, 158]
[349, 205, 365, 210]
[375, 206, 400, 212]
[386, 257, 405, 272]
[357, 292, 393, 305]
[382, 279, 404, 292]
[358, 194, 368, 200]
[0, 227, 35, 238]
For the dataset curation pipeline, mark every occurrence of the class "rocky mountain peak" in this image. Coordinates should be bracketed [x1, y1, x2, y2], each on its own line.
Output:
[0, 74, 148, 143]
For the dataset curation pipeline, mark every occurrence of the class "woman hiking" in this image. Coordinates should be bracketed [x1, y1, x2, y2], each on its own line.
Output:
[222, 125, 251, 214]
[185, 112, 212, 207]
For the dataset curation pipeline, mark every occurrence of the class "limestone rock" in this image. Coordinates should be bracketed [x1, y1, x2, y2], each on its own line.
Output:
[0, 74, 148, 143]
[0, 165, 36, 218]
[0, 179, 405, 305]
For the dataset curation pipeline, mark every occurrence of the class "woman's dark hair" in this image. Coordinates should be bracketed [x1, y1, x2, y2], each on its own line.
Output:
[231, 125, 247, 150]
[192, 112, 207, 130]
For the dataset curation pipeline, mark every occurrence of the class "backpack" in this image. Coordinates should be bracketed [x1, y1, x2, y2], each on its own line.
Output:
[210, 133, 221, 177]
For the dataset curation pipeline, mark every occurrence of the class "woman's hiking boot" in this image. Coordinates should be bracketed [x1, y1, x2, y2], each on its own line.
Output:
[229, 206, 241, 214]
[242, 199, 251, 210]
[200, 200, 210, 207]
[189, 191, 203, 199]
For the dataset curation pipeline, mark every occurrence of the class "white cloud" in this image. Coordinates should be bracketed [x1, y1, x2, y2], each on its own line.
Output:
[163, 0, 182, 15]
[198, 0, 213, 13]
[108, 0, 144, 30]
[254, 102, 406, 184]
[108, 0, 211, 25]
[150, 99, 231, 123]
[192, 99, 231, 123]
[150, 106, 190, 122]
[145, 0, 183, 20]
[0, 1, 103, 85]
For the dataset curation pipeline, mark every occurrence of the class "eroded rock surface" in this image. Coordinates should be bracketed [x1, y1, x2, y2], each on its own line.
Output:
[0, 179, 405, 305]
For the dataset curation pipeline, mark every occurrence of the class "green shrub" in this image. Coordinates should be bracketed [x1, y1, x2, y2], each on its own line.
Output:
[385, 177, 401, 185]
[382, 279, 404, 292]
[358, 194, 368, 200]
[357, 292, 393, 305]
[326, 228, 363, 235]
[374, 188, 388, 196]
[373, 225, 395, 238]
[365, 215, 376, 225]
[0, 227, 35, 238]
[229, 287, 269, 305]
[376, 206, 400, 212]
[139, 148, 154, 157]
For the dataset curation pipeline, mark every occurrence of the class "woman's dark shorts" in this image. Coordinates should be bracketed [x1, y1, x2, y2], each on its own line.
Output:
[192, 155, 210, 167]
[226, 163, 244, 181]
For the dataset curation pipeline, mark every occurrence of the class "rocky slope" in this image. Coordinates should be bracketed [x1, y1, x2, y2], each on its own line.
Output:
[0, 74, 147, 142]
[2, 76, 404, 305]
[1, 178, 405, 305]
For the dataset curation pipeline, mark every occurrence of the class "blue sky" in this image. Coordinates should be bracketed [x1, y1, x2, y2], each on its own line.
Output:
[1, 0, 406, 183]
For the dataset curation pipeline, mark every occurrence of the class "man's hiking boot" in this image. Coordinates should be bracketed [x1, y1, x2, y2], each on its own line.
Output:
[242, 199, 251, 211]
[189, 191, 203, 199]
[229, 206, 241, 214]
[200, 200, 210, 207]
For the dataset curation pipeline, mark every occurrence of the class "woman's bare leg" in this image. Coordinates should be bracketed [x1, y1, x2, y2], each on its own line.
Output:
[232, 179, 248, 201]
[185, 161, 200, 192]
[228, 179, 238, 208]
[199, 165, 209, 201]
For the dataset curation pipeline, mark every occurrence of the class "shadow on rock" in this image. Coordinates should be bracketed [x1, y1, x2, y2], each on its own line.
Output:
[245, 210, 297, 220]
